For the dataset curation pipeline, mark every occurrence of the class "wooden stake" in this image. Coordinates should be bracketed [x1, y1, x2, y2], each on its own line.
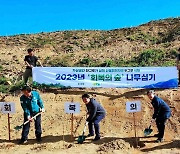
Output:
[62, 113, 65, 149]
[133, 112, 138, 148]
[71, 113, 74, 141]
[8, 113, 11, 141]
[70, 97, 74, 142]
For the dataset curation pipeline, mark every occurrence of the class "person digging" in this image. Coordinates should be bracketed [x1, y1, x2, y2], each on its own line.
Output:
[147, 90, 171, 143]
[18, 86, 45, 144]
[82, 94, 106, 141]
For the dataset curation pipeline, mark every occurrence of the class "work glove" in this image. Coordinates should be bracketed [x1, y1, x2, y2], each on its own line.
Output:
[40, 108, 45, 113]
[85, 121, 89, 125]
[27, 116, 33, 122]
[150, 118, 156, 124]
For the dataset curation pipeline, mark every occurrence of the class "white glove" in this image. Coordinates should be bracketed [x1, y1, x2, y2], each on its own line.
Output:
[27, 116, 33, 122]
[40, 108, 45, 113]
[85, 121, 89, 125]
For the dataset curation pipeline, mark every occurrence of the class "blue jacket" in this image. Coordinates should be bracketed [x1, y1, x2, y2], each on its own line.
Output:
[20, 91, 44, 118]
[86, 98, 106, 121]
[151, 96, 171, 120]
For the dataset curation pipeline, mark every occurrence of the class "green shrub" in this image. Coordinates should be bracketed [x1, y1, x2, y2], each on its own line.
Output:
[72, 41, 79, 46]
[9, 81, 24, 92]
[0, 77, 7, 85]
[169, 49, 178, 58]
[62, 45, 73, 52]
[100, 59, 116, 67]
[162, 42, 171, 48]
[79, 58, 91, 65]
[76, 58, 103, 67]
[28, 37, 54, 48]
[126, 32, 158, 44]
[134, 49, 166, 66]
[0, 76, 10, 93]
[0, 65, 3, 71]
[63, 31, 73, 40]
[125, 49, 177, 66]
[47, 55, 73, 67]
[162, 60, 176, 66]
[0, 85, 9, 93]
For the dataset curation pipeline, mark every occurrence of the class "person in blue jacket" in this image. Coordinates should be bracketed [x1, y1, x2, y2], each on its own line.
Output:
[147, 90, 171, 143]
[19, 86, 45, 144]
[82, 94, 106, 141]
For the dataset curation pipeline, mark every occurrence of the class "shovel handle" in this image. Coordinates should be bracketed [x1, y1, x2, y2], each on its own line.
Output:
[148, 118, 155, 129]
[82, 121, 88, 135]
[23, 112, 42, 125]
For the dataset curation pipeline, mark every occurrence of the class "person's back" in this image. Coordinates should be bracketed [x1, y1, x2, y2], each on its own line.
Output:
[147, 90, 171, 142]
[158, 96, 170, 111]
[152, 96, 171, 117]
[86, 98, 106, 114]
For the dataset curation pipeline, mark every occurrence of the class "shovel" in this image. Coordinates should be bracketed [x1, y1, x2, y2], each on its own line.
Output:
[144, 125, 153, 136]
[77, 121, 88, 144]
[14, 112, 41, 131]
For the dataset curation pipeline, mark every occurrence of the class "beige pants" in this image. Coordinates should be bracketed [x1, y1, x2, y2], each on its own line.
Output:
[23, 69, 32, 84]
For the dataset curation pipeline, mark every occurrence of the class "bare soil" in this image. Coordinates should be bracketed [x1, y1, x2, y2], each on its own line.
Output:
[0, 88, 179, 154]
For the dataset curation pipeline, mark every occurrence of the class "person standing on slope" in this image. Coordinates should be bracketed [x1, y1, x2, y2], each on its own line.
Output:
[147, 90, 171, 143]
[176, 48, 180, 85]
[82, 94, 106, 141]
[23, 48, 42, 84]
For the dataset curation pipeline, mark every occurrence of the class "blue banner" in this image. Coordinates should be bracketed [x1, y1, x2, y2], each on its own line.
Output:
[32, 67, 178, 88]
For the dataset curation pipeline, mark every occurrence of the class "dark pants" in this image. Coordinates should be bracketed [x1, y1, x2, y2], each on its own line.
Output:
[21, 114, 42, 141]
[179, 70, 180, 85]
[23, 69, 32, 84]
[156, 118, 168, 139]
[88, 113, 105, 137]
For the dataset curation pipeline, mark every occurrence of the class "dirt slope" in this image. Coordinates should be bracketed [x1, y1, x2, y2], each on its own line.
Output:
[0, 17, 180, 81]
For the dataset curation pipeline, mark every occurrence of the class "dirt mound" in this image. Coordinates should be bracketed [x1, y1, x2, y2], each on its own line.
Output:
[97, 139, 131, 153]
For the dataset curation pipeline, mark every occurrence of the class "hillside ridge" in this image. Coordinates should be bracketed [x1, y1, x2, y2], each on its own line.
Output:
[0, 17, 179, 92]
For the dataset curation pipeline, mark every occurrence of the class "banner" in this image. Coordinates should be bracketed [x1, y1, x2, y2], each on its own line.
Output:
[33, 67, 178, 88]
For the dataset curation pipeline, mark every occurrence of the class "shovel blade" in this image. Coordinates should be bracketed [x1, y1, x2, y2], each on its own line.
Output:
[77, 135, 86, 144]
[144, 128, 153, 136]
[14, 125, 23, 131]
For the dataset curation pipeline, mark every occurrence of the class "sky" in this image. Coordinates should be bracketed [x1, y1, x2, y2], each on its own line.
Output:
[0, 0, 180, 36]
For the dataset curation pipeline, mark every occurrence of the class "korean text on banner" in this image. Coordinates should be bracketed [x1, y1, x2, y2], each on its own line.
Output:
[33, 67, 178, 88]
